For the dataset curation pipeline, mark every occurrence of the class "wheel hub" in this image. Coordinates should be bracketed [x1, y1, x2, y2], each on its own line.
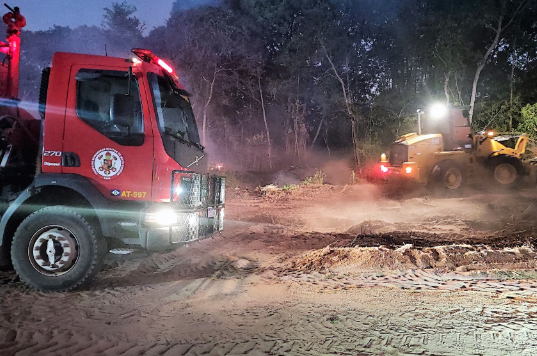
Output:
[494, 163, 517, 185]
[443, 168, 462, 189]
[28, 226, 79, 276]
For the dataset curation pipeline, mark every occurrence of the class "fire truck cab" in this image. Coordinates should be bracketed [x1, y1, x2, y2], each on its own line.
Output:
[0, 6, 224, 292]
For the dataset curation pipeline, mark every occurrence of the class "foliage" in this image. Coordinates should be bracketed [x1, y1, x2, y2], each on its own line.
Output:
[302, 170, 326, 185]
[282, 184, 299, 191]
[102, 2, 144, 56]
[14, 0, 537, 172]
[473, 97, 522, 132]
[518, 103, 537, 137]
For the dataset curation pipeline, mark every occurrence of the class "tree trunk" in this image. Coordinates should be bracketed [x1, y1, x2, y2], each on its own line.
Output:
[351, 118, 360, 169]
[223, 117, 228, 163]
[310, 118, 325, 149]
[294, 104, 299, 166]
[468, 15, 503, 125]
[258, 75, 272, 169]
[324, 48, 361, 168]
[510, 38, 516, 131]
[510, 62, 515, 131]
[202, 68, 217, 146]
[444, 71, 451, 105]
[455, 76, 464, 106]
[323, 127, 331, 158]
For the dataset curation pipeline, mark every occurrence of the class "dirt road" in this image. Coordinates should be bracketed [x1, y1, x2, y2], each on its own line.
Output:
[2, 184, 537, 355]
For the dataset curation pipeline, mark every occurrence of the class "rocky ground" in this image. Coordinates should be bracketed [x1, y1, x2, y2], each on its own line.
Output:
[2, 182, 537, 355]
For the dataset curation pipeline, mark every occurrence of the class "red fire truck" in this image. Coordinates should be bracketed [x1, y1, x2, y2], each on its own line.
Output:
[0, 5, 225, 291]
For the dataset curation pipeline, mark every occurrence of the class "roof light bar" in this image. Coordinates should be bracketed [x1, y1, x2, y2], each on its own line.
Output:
[157, 58, 173, 74]
[131, 48, 178, 79]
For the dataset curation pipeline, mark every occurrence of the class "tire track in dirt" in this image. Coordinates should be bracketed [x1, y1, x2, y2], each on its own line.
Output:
[2, 280, 537, 355]
[284, 269, 537, 301]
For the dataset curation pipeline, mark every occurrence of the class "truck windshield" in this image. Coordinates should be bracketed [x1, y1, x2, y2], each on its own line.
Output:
[147, 72, 200, 146]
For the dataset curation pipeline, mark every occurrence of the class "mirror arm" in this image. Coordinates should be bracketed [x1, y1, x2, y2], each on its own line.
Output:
[127, 66, 132, 96]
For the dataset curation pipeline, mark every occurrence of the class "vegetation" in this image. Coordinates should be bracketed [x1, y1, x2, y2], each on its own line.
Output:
[17, 0, 537, 171]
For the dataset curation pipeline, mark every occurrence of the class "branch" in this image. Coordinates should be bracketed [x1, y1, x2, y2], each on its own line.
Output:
[501, 0, 531, 32]
[322, 44, 353, 118]
[433, 51, 449, 69]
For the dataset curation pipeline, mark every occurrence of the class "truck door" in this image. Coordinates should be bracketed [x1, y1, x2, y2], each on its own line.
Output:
[62, 65, 154, 200]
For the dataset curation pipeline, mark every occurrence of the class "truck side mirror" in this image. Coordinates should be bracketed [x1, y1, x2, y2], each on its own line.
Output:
[110, 94, 135, 128]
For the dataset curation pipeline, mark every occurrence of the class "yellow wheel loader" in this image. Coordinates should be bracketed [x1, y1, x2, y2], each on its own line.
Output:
[379, 108, 530, 190]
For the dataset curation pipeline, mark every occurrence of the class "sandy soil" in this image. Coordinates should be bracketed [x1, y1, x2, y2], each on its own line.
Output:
[2, 182, 537, 355]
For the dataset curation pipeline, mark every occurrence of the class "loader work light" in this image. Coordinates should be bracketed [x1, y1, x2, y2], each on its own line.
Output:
[380, 165, 388, 173]
[429, 102, 448, 119]
[405, 167, 412, 174]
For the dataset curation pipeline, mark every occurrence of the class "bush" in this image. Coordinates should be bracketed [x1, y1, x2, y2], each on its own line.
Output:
[303, 170, 326, 185]
[518, 103, 537, 137]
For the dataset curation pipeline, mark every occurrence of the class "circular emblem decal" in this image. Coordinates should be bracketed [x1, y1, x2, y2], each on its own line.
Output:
[92, 148, 124, 180]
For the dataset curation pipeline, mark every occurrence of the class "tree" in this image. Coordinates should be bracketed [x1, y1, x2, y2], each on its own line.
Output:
[467, 0, 531, 124]
[102, 2, 144, 57]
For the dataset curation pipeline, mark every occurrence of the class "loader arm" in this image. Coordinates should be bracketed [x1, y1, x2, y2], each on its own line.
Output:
[515, 134, 528, 155]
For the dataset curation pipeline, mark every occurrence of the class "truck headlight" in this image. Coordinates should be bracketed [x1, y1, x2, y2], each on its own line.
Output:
[173, 186, 183, 197]
[145, 209, 178, 226]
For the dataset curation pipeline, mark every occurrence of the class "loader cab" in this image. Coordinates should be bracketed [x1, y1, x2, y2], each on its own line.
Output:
[422, 107, 472, 151]
[40, 50, 205, 203]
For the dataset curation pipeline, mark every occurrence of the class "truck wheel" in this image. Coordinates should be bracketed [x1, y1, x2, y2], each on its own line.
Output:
[11, 206, 106, 292]
[492, 162, 518, 187]
[433, 162, 463, 190]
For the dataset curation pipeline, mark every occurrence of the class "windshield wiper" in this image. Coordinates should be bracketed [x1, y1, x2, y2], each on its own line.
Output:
[162, 129, 204, 150]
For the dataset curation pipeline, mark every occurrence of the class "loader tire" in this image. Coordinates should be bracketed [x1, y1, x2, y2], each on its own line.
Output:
[431, 162, 464, 191]
[11, 206, 106, 292]
[490, 157, 520, 188]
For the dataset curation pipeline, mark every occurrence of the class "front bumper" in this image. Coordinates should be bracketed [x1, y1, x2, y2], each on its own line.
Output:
[140, 174, 225, 250]
[379, 163, 421, 182]
[139, 205, 224, 250]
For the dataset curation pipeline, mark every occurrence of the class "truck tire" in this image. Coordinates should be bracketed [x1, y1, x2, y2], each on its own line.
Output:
[431, 162, 464, 190]
[11, 206, 106, 292]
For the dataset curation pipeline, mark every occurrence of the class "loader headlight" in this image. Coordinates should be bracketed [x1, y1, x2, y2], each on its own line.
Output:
[145, 209, 178, 226]
[405, 167, 412, 174]
[380, 165, 388, 173]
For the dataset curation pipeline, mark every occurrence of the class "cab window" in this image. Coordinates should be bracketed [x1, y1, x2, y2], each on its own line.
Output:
[75, 69, 144, 146]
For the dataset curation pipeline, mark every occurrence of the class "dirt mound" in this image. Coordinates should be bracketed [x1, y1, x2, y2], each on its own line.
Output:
[287, 244, 537, 272]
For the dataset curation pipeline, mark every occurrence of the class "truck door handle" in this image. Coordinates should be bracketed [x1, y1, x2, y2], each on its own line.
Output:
[62, 152, 80, 167]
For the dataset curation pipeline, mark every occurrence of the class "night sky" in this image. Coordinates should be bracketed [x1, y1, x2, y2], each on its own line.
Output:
[7, 0, 195, 35]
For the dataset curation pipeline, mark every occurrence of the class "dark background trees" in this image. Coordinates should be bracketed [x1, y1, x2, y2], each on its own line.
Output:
[14, 0, 537, 171]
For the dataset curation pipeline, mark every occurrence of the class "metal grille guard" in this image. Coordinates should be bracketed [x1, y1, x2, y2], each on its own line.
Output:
[170, 170, 225, 243]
